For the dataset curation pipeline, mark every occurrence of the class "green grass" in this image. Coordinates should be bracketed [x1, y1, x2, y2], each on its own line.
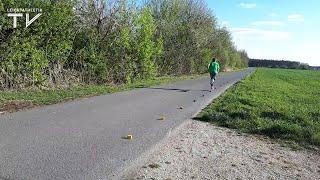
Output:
[0, 74, 205, 112]
[198, 68, 320, 146]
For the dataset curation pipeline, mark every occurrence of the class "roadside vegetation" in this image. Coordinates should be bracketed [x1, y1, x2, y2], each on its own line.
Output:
[198, 68, 320, 146]
[249, 59, 310, 69]
[0, 0, 248, 91]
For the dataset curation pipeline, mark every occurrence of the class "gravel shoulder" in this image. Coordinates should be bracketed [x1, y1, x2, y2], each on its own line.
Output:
[126, 120, 320, 180]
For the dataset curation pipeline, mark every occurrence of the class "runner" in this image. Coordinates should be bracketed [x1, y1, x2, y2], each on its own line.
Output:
[208, 57, 220, 91]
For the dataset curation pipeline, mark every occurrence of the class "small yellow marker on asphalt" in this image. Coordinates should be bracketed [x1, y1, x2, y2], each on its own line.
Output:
[127, 134, 133, 140]
[158, 116, 166, 121]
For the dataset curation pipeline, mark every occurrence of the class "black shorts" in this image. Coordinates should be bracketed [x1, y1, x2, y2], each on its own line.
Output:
[210, 72, 217, 80]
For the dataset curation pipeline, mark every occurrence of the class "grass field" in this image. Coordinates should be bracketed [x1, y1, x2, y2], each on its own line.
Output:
[198, 68, 320, 146]
[0, 74, 204, 112]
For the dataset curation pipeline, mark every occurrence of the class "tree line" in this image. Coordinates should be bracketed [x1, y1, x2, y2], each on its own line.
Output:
[249, 59, 310, 70]
[0, 0, 249, 90]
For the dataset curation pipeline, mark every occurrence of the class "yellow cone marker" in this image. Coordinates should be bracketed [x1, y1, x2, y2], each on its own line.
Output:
[127, 134, 133, 140]
[158, 116, 166, 121]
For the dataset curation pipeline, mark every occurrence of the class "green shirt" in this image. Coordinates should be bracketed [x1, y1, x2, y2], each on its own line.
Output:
[208, 61, 220, 73]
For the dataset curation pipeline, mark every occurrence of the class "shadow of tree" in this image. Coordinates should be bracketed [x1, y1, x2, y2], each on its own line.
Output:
[146, 87, 210, 92]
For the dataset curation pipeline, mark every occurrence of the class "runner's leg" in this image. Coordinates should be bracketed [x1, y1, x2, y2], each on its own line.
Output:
[211, 72, 217, 91]
[209, 73, 213, 90]
[210, 73, 214, 91]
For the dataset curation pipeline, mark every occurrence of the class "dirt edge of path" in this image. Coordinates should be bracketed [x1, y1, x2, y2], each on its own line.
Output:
[123, 120, 320, 180]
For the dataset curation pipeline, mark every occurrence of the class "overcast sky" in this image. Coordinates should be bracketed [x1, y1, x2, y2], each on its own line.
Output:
[205, 0, 320, 66]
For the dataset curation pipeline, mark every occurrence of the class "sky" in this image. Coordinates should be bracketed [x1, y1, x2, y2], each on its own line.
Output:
[205, 0, 320, 66]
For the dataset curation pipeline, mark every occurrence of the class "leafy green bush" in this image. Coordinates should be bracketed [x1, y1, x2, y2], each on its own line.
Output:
[0, 0, 248, 90]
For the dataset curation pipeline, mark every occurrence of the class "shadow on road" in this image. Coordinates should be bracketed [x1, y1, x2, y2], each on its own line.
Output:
[146, 87, 210, 92]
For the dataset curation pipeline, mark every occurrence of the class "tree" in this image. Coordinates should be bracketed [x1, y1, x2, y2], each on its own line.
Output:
[0, 0, 249, 89]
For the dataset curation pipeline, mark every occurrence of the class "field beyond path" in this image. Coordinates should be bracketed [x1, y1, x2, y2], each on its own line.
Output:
[199, 68, 320, 146]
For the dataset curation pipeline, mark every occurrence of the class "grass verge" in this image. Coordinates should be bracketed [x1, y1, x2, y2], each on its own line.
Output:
[197, 68, 320, 147]
[0, 74, 205, 113]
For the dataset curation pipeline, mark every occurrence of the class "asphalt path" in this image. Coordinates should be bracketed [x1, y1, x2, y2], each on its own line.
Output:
[0, 68, 254, 180]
